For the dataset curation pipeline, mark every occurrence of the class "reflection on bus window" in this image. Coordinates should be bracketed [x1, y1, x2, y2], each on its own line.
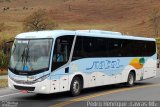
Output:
[52, 36, 74, 70]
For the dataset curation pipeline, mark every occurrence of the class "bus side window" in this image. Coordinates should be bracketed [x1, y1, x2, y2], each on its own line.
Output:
[53, 39, 64, 62]
[52, 36, 74, 71]
[72, 36, 84, 60]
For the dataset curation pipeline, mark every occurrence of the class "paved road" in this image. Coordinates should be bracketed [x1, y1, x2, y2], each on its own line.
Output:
[0, 70, 160, 107]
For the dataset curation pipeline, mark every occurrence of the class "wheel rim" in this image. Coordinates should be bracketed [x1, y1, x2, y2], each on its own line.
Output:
[129, 74, 134, 85]
[73, 80, 80, 94]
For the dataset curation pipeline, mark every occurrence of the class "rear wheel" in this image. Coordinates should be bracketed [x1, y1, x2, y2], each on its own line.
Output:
[126, 72, 135, 86]
[70, 77, 82, 96]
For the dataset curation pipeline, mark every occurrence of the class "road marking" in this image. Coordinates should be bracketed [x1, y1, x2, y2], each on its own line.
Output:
[0, 92, 21, 98]
[49, 83, 160, 107]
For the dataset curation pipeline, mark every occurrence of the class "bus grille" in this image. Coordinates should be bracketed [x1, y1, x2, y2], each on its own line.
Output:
[14, 85, 35, 91]
[13, 79, 36, 85]
[9, 76, 36, 85]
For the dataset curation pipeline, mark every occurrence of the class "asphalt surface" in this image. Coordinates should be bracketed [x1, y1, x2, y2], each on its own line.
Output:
[0, 70, 160, 107]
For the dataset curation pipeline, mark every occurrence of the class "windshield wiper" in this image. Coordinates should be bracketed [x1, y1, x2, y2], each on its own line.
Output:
[23, 40, 33, 71]
[13, 40, 30, 72]
[13, 47, 26, 72]
[13, 40, 34, 72]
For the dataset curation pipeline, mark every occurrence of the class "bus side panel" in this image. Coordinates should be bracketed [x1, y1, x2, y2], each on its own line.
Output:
[70, 58, 130, 88]
[50, 68, 70, 93]
[50, 75, 60, 93]
[69, 56, 157, 89]
[143, 57, 157, 79]
[49, 56, 157, 94]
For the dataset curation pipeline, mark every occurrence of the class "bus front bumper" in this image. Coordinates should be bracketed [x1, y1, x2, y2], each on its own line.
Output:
[8, 76, 51, 94]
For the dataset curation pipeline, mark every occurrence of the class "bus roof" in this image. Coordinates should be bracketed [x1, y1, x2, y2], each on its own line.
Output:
[15, 30, 155, 41]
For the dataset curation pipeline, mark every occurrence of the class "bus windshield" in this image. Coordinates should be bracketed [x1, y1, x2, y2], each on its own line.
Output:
[9, 39, 53, 72]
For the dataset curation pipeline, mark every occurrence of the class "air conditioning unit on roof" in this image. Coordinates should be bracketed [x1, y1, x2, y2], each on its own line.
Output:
[77, 30, 122, 35]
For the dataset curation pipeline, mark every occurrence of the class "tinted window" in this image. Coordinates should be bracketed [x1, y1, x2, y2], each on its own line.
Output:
[72, 36, 156, 60]
[107, 38, 123, 57]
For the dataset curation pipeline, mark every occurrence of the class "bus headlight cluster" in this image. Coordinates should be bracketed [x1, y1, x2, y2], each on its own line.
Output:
[34, 74, 49, 82]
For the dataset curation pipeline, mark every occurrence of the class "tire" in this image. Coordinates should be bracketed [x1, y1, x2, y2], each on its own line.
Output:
[70, 77, 82, 96]
[126, 72, 135, 87]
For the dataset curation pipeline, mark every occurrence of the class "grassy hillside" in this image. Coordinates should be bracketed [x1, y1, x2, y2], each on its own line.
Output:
[1, 0, 160, 71]
[0, 0, 160, 39]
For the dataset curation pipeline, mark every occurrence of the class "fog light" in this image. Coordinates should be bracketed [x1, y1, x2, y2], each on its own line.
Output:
[41, 86, 46, 90]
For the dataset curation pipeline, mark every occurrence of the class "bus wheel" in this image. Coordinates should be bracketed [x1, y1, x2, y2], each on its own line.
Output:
[126, 72, 135, 87]
[70, 77, 82, 96]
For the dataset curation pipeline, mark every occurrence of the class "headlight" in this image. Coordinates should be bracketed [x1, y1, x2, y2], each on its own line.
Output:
[34, 74, 49, 82]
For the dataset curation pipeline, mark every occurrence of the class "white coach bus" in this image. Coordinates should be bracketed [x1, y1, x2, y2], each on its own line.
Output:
[8, 30, 157, 96]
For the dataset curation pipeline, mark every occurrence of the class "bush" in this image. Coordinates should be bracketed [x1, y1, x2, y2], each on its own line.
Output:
[0, 51, 9, 68]
[0, 39, 13, 69]
[23, 9, 58, 31]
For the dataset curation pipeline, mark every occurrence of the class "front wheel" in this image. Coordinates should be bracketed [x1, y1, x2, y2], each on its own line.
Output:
[126, 72, 135, 87]
[70, 77, 82, 96]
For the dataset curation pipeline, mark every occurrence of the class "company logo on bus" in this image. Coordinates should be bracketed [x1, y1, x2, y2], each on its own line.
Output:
[129, 58, 145, 69]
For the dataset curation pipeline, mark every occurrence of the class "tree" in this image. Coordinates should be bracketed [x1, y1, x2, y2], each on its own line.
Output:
[23, 9, 58, 31]
[150, 8, 160, 37]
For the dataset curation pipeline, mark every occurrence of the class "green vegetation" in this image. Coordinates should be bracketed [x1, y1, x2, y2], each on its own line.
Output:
[0, 79, 8, 88]
[156, 38, 160, 43]
[0, 50, 9, 75]
[0, 51, 9, 68]
[0, 9, 58, 74]
[0, 36, 11, 74]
